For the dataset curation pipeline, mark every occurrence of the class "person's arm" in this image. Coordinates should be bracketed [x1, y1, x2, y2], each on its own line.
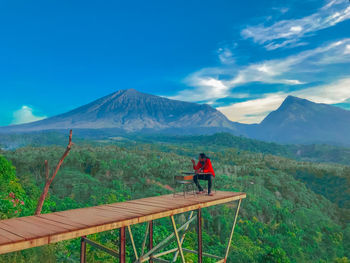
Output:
[193, 161, 202, 170]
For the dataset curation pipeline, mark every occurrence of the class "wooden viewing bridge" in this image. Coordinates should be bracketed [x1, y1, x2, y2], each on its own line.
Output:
[0, 191, 246, 262]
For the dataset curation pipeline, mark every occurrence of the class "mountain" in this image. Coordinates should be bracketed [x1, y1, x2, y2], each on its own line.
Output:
[0, 89, 240, 134]
[247, 95, 350, 146]
[1, 90, 350, 146]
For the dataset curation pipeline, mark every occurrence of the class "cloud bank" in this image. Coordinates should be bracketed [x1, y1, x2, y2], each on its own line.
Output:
[241, 0, 350, 50]
[11, 106, 46, 125]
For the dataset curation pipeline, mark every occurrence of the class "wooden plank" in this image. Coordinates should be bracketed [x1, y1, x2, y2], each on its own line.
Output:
[38, 213, 89, 228]
[94, 206, 147, 218]
[28, 216, 78, 231]
[99, 205, 153, 216]
[143, 198, 195, 207]
[105, 204, 173, 221]
[0, 234, 12, 245]
[18, 217, 70, 233]
[53, 210, 121, 226]
[0, 219, 57, 239]
[0, 228, 24, 243]
[111, 203, 166, 215]
[129, 200, 176, 209]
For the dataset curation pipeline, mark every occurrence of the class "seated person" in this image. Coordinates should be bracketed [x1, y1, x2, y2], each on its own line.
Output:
[191, 153, 215, 196]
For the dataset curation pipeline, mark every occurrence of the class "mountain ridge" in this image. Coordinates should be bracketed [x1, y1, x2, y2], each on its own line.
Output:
[247, 95, 350, 145]
[0, 89, 240, 133]
[1, 90, 350, 146]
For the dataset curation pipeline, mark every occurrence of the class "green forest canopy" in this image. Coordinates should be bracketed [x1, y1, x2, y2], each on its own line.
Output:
[0, 133, 349, 262]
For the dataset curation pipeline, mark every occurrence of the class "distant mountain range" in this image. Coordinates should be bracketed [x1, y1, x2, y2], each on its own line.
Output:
[1, 89, 350, 146]
[247, 96, 350, 146]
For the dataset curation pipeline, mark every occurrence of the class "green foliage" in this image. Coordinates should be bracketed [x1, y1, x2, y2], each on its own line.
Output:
[0, 136, 349, 262]
[0, 155, 25, 219]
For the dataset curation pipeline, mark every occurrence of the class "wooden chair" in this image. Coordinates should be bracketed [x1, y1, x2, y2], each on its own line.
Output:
[173, 175, 196, 197]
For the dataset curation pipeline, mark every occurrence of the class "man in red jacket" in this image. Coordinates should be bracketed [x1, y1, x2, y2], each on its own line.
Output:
[191, 153, 215, 196]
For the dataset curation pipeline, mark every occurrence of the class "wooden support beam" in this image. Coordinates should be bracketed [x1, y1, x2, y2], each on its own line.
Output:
[172, 211, 194, 262]
[197, 209, 202, 263]
[139, 215, 197, 262]
[154, 248, 178, 258]
[223, 199, 242, 262]
[149, 220, 154, 263]
[84, 237, 119, 258]
[182, 248, 222, 260]
[170, 216, 186, 263]
[80, 236, 86, 263]
[152, 258, 170, 263]
[120, 227, 126, 263]
[141, 222, 150, 258]
[128, 225, 139, 260]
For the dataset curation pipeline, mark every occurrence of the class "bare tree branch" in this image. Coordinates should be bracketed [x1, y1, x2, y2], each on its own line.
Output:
[35, 130, 73, 215]
[45, 160, 49, 180]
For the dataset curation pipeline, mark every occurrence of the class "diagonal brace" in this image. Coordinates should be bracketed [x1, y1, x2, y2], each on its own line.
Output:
[172, 211, 194, 262]
[128, 225, 139, 260]
[171, 215, 186, 263]
[138, 214, 197, 263]
[223, 198, 242, 262]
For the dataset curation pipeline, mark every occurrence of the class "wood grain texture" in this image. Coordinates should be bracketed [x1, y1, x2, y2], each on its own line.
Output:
[0, 191, 246, 254]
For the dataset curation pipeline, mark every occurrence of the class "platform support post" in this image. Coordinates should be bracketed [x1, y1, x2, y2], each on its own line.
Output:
[128, 225, 139, 260]
[80, 236, 86, 263]
[120, 227, 126, 263]
[172, 211, 194, 262]
[197, 209, 202, 263]
[149, 220, 154, 263]
[223, 198, 242, 262]
[170, 215, 186, 263]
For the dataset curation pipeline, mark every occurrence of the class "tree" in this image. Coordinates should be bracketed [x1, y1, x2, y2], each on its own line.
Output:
[34, 130, 73, 215]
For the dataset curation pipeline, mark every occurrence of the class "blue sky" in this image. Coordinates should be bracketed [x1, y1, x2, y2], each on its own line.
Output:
[1, 0, 350, 126]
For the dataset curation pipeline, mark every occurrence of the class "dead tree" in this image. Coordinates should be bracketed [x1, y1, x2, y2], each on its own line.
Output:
[34, 130, 74, 215]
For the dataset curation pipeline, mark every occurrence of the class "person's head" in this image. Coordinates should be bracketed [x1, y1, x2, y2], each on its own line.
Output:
[199, 153, 207, 162]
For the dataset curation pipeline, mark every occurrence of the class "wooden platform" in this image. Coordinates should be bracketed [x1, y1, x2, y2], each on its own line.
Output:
[0, 191, 246, 255]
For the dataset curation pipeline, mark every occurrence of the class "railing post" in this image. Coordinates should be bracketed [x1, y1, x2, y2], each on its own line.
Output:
[149, 220, 154, 263]
[120, 227, 126, 263]
[80, 236, 86, 263]
[197, 209, 202, 263]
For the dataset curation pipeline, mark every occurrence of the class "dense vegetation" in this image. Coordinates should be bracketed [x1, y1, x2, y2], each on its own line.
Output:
[3, 131, 350, 166]
[0, 133, 350, 262]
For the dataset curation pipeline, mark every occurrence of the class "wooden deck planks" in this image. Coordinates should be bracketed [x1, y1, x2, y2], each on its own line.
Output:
[0, 191, 245, 255]
[0, 228, 24, 243]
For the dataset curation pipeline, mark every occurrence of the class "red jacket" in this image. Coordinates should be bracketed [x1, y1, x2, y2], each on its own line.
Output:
[193, 158, 215, 177]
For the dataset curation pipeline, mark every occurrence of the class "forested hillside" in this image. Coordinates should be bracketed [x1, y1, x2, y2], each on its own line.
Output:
[1, 139, 349, 262]
[3, 132, 350, 166]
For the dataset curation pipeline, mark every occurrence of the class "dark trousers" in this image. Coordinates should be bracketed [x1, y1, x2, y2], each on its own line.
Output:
[193, 174, 213, 194]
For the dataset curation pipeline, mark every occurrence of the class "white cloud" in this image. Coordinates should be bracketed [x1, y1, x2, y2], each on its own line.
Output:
[11, 105, 46, 125]
[294, 78, 350, 104]
[169, 68, 232, 102]
[217, 77, 350, 123]
[290, 26, 303, 33]
[241, 0, 350, 50]
[169, 39, 350, 105]
[345, 45, 350, 54]
[217, 47, 235, 64]
[228, 39, 350, 86]
[217, 94, 286, 123]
